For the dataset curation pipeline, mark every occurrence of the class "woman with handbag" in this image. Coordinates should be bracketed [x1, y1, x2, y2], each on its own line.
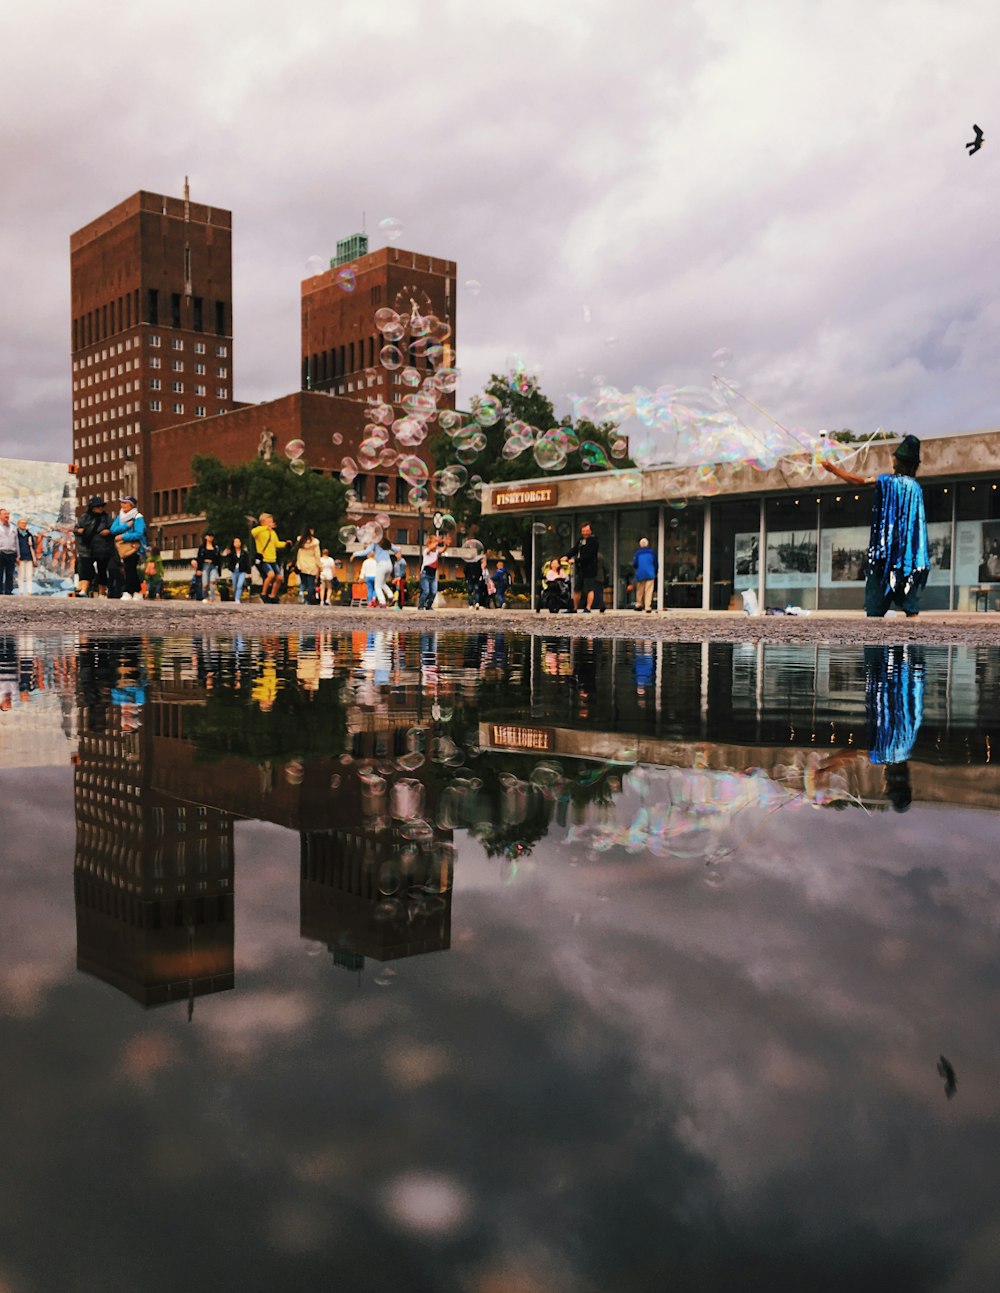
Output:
[109, 495, 148, 600]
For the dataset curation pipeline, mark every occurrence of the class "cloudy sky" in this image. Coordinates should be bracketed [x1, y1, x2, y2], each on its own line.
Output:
[2, 0, 998, 464]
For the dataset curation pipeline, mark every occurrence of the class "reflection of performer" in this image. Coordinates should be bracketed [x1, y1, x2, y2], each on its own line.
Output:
[823, 435, 929, 617]
[811, 645, 924, 812]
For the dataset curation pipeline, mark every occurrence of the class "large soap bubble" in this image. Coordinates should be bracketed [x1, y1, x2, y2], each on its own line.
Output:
[378, 216, 403, 242]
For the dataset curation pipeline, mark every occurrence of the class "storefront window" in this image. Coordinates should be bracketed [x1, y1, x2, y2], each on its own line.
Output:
[818, 489, 872, 610]
[711, 499, 759, 610]
[922, 483, 953, 611]
[764, 495, 818, 610]
[955, 480, 1000, 610]
[663, 505, 703, 608]
[617, 507, 659, 610]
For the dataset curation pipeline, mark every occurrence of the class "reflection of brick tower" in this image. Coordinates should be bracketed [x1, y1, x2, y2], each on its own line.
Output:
[299, 686, 454, 967]
[73, 691, 235, 1010]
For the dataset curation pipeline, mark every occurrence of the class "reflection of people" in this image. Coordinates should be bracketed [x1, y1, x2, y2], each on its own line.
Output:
[823, 434, 928, 617]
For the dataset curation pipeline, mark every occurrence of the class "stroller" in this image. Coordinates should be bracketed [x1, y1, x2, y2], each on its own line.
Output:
[538, 574, 574, 614]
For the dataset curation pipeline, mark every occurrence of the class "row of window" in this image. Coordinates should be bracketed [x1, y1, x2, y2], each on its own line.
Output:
[146, 290, 228, 336]
[73, 338, 138, 370]
[303, 335, 435, 387]
[147, 335, 228, 356]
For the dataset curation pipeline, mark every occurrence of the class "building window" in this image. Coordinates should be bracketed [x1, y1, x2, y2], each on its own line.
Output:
[147, 290, 158, 325]
[217, 407, 226, 415]
[150, 356, 161, 369]
[149, 400, 161, 411]
[395, 477, 409, 505]
[171, 293, 181, 328]
[375, 477, 390, 503]
[216, 366, 227, 378]
[194, 342, 206, 354]
[172, 402, 183, 415]
[353, 473, 368, 501]
[196, 406, 206, 417]
[172, 359, 183, 372]
[149, 378, 161, 390]
[149, 334, 160, 347]
[395, 528, 408, 545]
[153, 492, 161, 515]
[195, 384, 206, 396]
[172, 338, 184, 350]
[215, 343, 228, 357]
[170, 489, 179, 513]
[172, 380, 184, 393]
[216, 386, 227, 398]
[195, 362, 206, 375]
[215, 303, 226, 336]
[193, 297, 203, 332]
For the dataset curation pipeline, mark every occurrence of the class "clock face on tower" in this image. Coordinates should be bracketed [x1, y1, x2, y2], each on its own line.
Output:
[392, 285, 433, 327]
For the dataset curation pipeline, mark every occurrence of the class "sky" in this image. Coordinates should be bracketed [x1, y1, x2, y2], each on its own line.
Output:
[2, 0, 999, 466]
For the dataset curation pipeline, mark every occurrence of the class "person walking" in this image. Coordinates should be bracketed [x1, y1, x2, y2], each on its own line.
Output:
[194, 533, 223, 601]
[631, 537, 658, 613]
[73, 496, 113, 597]
[144, 548, 165, 600]
[295, 527, 322, 604]
[492, 560, 509, 608]
[0, 510, 16, 595]
[823, 434, 929, 618]
[392, 552, 408, 609]
[359, 552, 379, 605]
[319, 549, 337, 605]
[15, 519, 35, 596]
[566, 521, 600, 613]
[464, 551, 485, 608]
[109, 495, 148, 600]
[354, 535, 400, 607]
[418, 535, 441, 609]
[226, 537, 253, 604]
[251, 513, 289, 603]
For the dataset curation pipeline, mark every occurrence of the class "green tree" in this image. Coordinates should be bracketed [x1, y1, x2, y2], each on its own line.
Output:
[828, 428, 895, 443]
[185, 455, 348, 552]
[431, 372, 627, 578]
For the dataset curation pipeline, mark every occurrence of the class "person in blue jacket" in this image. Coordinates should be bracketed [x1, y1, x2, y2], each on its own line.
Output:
[631, 537, 658, 612]
[109, 494, 148, 600]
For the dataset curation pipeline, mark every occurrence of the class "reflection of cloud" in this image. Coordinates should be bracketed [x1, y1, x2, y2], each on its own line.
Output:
[205, 990, 315, 1060]
[381, 1171, 473, 1239]
[119, 1031, 181, 1085]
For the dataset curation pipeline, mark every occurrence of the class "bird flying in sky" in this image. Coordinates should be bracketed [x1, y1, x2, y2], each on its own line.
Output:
[966, 124, 984, 155]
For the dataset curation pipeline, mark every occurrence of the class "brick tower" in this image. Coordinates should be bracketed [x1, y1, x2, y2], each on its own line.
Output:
[69, 183, 235, 506]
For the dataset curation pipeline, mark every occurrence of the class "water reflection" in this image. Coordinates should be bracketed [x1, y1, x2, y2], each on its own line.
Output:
[2, 629, 1000, 1287]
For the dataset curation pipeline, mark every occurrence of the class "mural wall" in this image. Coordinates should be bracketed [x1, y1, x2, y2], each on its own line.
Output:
[0, 458, 77, 597]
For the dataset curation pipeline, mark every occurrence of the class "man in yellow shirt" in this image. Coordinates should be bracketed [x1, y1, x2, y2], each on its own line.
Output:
[250, 512, 289, 603]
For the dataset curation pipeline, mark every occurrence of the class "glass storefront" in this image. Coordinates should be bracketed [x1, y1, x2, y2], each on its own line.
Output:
[955, 479, 1000, 611]
[662, 505, 704, 609]
[711, 499, 760, 610]
[617, 507, 660, 610]
[764, 495, 818, 610]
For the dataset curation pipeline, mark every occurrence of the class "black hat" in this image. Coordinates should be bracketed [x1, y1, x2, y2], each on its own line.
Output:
[893, 434, 921, 465]
[87, 495, 105, 507]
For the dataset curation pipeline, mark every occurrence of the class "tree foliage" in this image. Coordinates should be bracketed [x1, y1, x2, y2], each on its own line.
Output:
[185, 455, 348, 552]
[431, 373, 628, 575]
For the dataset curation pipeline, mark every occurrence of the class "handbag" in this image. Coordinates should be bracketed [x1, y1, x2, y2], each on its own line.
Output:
[115, 536, 140, 559]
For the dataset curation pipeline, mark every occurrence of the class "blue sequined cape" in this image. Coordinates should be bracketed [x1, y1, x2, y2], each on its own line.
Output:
[867, 474, 929, 595]
[865, 645, 924, 765]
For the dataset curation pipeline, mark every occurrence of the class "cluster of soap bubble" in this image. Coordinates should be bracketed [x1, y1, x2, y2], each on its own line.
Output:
[568, 355, 877, 480]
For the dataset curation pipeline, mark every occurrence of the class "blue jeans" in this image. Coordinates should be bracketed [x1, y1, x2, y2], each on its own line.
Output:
[231, 570, 247, 603]
[299, 572, 317, 603]
[418, 567, 437, 609]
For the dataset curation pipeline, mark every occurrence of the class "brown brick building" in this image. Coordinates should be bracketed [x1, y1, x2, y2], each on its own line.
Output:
[70, 184, 236, 505]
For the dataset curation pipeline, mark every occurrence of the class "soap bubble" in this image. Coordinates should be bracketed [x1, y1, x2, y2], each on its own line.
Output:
[338, 525, 358, 546]
[357, 521, 384, 545]
[335, 266, 356, 292]
[610, 438, 628, 459]
[304, 255, 325, 277]
[285, 438, 305, 460]
[532, 521, 549, 536]
[378, 216, 403, 242]
[438, 409, 462, 433]
[340, 456, 359, 483]
[604, 335, 619, 349]
[408, 485, 428, 505]
[290, 458, 307, 476]
[533, 436, 567, 472]
[375, 512, 391, 528]
[580, 441, 610, 470]
[380, 345, 403, 370]
[374, 307, 400, 332]
[400, 367, 422, 388]
[473, 395, 502, 427]
[435, 367, 460, 394]
[432, 466, 467, 496]
[393, 417, 427, 446]
[399, 455, 429, 487]
[464, 279, 481, 296]
[331, 432, 343, 445]
[367, 401, 394, 426]
[364, 367, 378, 384]
[438, 513, 457, 532]
[378, 446, 398, 467]
[711, 347, 733, 369]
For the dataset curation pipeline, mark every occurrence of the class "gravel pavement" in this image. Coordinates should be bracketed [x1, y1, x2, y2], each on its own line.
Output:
[3, 597, 1000, 644]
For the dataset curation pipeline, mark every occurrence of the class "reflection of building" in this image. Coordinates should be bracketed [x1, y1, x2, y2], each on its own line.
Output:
[73, 693, 235, 1010]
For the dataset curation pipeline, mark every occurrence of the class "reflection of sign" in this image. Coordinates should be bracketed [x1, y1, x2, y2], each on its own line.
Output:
[489, 724, 555, 752]
[491, 484, 558, 511]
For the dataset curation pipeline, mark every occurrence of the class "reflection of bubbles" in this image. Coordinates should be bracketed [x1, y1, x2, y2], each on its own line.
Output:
[330, 774, 342, 789]
[378, 216, 403, 242]
[464, 279, 481, 296]
[378, 863, 400, 895]
[290, 459, 308, 476]
[335, 266, 356, 292]
[373, 968, 397, 987]
[285, 438, 305, 460]
[381, 1172, 472, 1238]
[284, 759, 304, 785]
[379, 345, 403, 371]
[374, 898, 404, 925]
[390, 778, 425, 820]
